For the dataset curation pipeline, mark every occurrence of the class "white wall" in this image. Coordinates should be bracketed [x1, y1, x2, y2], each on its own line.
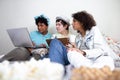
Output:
[0, 0, 120, 55]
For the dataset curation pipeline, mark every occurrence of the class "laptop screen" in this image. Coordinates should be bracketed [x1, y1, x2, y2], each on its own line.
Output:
[7, 28, 34, 48]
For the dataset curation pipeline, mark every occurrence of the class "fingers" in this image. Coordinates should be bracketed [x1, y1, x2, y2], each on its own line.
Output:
[68, 48, 80, 52]
[39, 44, 47, 48]
[66, 43, 74, 48]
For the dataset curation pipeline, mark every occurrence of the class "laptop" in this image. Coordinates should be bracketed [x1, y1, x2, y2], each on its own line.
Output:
[7, 27, 36, 48]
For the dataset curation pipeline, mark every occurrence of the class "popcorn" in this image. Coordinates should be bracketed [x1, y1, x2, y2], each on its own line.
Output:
[70, 66, 120, 80]
[0, 58, 64, 80]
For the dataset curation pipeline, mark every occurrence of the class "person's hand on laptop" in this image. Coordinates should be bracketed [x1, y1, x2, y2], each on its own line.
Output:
[27, 43, 47, 53]
[38, 44, 47, 48]
[32, 42, 47, 48]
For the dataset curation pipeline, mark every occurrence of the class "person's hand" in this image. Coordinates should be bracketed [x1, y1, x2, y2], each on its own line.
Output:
[118, 53, 120, 57]
[67, 48, 82, 54]
[39, 44, 47, 48]
[66, 42, 76, 48]
[26, 48, 33, 53]
[66, 43, 74, 48]
[67, 48, 86, 56]
[32, 42, 47, 48]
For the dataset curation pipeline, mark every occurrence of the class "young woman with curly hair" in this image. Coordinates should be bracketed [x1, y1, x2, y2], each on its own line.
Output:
[49, 11, 115, 70]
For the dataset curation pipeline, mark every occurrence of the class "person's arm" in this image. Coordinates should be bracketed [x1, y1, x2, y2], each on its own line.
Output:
[67, 48, 91, 68]
[67, 27, 107, 60]
[83, 27, 110, 59]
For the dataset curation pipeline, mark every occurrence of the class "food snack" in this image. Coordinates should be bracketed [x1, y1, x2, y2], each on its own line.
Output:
[0, 58, 64, 80]
[71, 66, 120, 80]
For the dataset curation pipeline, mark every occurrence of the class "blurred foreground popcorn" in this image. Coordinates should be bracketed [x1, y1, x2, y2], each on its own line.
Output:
[70, 66, 120, 80]
[0, 58, 64, 80]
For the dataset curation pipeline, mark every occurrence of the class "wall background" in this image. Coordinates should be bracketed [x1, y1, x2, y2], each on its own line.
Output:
[0, 0, 120, 55]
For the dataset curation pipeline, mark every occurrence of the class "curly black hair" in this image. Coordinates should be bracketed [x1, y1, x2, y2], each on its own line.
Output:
[35, 15, 49, 26]
[72, 11, 96, 31]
